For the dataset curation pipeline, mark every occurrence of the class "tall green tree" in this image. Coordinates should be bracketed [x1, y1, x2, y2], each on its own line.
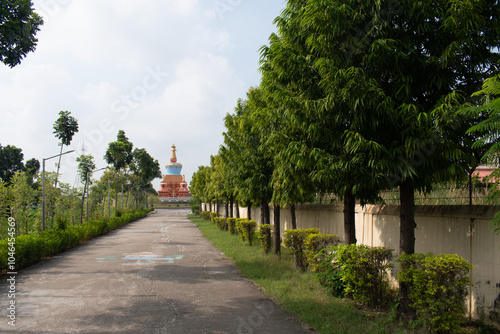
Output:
[104, 130, 134, 213]
[131, 148, 161, 193]
[261, 0, 500, 319]
[76, 154, 95, 223]
[0, 0, 43, 67]
[53, 111, 79, 188]
[0, 144, 24, 183]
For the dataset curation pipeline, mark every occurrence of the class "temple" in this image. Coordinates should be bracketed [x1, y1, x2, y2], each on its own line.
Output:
[158, 145, 190, 200]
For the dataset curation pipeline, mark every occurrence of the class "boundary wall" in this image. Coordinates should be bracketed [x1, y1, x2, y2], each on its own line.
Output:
[203, 203, 500, 325]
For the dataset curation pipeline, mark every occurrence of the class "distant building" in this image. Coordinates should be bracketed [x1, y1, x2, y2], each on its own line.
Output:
[158, 145, 190, 200]
[473, 164, 497, 182]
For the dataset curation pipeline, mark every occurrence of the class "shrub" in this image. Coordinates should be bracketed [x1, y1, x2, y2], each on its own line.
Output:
[257, 224, 272, 253]
[398, 253, 473, 333]
[304, 233, 341, 272]
[236, 219, 257, 245]
[283, 228, 320, 270]
[200, 211, 210, 220]
[316, 246, 346, 298]
[209, 212, 217, 222]
[335, 244, 394, 307]
[0, 208, 150, 273]
[227, 218, 237, 234]
[214, 217, 227, 231]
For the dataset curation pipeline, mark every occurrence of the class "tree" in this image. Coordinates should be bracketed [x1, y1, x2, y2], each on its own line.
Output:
[131, 148, 161, 192]
[0, 0, 43, 67]
[76, 154, 95, 223]
[53, 111, 79, 188]
[0, 144, 24, 183]
[191, 165, 213, 212]
[261, 0, 500, 320]
[104, 130, 134, 213]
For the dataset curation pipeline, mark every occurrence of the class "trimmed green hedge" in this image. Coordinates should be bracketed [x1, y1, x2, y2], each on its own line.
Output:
[283, 228, 320, 270]
[213, 217, 227, 231]
[398, 253, 473, 333]
[257, 224, 272, 253]
[235, 218, 257, 245]
[0, 208, 153, 273]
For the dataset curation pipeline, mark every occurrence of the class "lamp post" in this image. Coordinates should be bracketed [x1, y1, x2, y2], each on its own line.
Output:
[42, 150, 75, 231]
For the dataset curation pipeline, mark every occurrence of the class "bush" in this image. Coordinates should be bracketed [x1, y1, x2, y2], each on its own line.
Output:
[0, 208, 150, 273]
[398, 253, 473, 333]
[335, 244, 394, 307]
[283, 228, 320, 270]
[227, 218, 237, 234]
[304, 233, 341, 272]
[236, 219, 257, 245]
[209, 212, 217, 222]
[214, 217, 227, 231]
[316, 246, 346, 298]
[257, 224, 272, 253]
[201, 211, 211, 220]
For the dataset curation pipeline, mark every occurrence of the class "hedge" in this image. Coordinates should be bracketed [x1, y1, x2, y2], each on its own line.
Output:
[398, 253, 473, 333]
[283, 228, 320, 270]
[0, 208, 152, 273]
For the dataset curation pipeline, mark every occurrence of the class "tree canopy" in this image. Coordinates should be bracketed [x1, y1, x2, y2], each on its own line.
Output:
[0, 0, 43, 67]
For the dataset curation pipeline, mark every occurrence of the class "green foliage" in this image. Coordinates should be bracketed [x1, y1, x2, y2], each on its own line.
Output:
[335, 244, 394, 307]
[257, 224, 272, 253]
[316, 247, 347, 298]
[0, 0, 43, 67]
[200, 211, 211, 221]
[0, 208, 151, 273]
[304, 233, 341, 272]
[104, 130, 134, 172]
[209, 212, 217, 222]
[227, 217, 237, 234]
[283, 228, 320, 270]
[398, 253, 473, 333]
[235, 218, 257, 245]
[0, 144, 25, 183]
[213, 217, 226, 231]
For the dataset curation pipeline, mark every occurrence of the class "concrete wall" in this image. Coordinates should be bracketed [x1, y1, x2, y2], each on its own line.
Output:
[203, 202, 500, 325]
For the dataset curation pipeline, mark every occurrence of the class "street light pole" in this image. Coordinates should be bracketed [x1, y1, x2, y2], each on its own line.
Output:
[42, 150, 75, 231]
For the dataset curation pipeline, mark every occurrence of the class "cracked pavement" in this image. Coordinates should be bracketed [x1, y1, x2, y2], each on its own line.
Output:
[0, 209, 313, 334]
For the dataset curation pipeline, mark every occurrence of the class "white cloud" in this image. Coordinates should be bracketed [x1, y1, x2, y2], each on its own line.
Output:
[1, 0, 284, 189]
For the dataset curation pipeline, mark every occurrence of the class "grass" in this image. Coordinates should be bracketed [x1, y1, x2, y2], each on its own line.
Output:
[188, 213, 414, 334]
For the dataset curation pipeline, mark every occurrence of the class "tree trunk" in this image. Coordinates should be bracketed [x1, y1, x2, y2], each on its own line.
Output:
[229, 199, 234, 218]
[225, 202, 229, 218]
[260, 199, 265, 225]
[80, 177, 88, 224]
[291, 204, 297, 229]
[469, 171, 473, 206]
[54, 144, 64, 188]
[235, 201, 240, 218]
[344, 190, 356, 244]
[273, 204, 281, 255]
[247, 202, 252, 220]
[397, 180, 417, 321]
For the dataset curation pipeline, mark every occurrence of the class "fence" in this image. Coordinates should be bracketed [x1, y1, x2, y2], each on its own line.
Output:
[204, 202, 500, 326]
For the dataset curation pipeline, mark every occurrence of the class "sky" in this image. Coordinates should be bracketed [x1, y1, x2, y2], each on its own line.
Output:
[0, 0, 286, 191]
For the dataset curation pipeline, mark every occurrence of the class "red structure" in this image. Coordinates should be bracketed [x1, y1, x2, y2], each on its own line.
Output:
[158, 145, 190, 199]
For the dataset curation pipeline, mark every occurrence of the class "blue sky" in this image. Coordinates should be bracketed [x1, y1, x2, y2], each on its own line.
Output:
[0, 0, 285, 190]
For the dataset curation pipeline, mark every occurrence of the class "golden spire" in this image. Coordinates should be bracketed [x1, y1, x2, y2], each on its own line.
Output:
[170, 144, 177, 163]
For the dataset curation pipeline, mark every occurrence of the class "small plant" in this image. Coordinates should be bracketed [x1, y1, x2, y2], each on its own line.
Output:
[335, 244, 394, 307]
[398, 252, 473, 333]
[201, 211, 211, 220]
[209, 212, 217, 222]
[304, 233, 341, 271]
[236, 219, 257, 245]
[316, 246, 346, 298]
[55, 217, 69, 230]
[214, 217, 227, 231]
[227, 218, 237, 234]
[257, 224, 272, 253]
[283, 228, 320, 270]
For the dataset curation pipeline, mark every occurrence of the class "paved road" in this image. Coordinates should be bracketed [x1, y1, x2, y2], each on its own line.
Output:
[0, 209, 313, 334]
